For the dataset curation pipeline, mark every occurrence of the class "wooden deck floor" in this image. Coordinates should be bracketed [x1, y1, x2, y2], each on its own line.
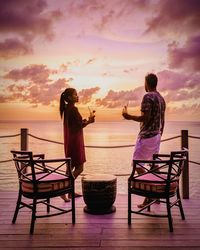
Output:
[0, 191, 200, 249]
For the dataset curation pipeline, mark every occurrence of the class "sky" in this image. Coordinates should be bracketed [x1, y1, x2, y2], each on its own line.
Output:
[0, 0, 200, 121]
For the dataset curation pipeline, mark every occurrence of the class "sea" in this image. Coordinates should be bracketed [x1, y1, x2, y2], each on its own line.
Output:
[0, 120, 199, 195]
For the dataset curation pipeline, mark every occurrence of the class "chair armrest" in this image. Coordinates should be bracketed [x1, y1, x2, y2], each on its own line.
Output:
[33, 154, 45, 159]
[35, 158, 71, 163]
[153, 153, 170, 157]
[153, 153, 170, 160]
[34, 158, 74, 179]
[129, 159, 170, 180]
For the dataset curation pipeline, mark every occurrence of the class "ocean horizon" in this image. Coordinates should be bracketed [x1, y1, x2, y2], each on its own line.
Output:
[0, 120, 199, 194]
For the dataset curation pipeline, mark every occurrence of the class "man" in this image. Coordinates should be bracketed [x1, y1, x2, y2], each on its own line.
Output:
[122, 73, 166, 207]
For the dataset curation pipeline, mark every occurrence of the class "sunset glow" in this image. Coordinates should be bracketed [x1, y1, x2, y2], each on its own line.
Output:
[0, 0, 199, 121]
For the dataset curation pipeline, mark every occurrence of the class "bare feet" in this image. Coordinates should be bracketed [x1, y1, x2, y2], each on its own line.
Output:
[60, 195, 70, 202]
[68, 193, 82, 199]
[137, 198, 153, 208]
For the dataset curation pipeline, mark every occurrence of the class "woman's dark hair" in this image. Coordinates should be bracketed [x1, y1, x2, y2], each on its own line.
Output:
[145, 73, 158, 89]
[59, 88, 76, 118]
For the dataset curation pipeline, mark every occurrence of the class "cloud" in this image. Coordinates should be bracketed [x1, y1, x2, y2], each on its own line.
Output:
[27, 78, 69, 105]
[64, 0, 151, 36]
[96, 86, 144, 108]
[0, 38, 33, 59]
[96, 69, 200, 109]
[168, 36, 200, 72]
[85, 58, 96, 65]
[78, 87, 100, 104]
[0, 0, 62, 40]
[4, 64, 57, 83]
[146, 0, 200, 36]
[157, 70, 199, 91]
[0, 0, 62, 58]
[167, 103, 200, 120]
[1, 64, 68, 106]
[59, 64, 69, 73]
[157, 70, 200, 104]
[0, 78, 69, 106]
[0, 64, 100, 106]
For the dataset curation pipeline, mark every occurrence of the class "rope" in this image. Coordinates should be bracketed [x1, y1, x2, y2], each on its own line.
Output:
[0, 159, 13, 163]
[161, 135, 181, 142]
[0, 133, 20, 138]
[28, 133, 181, 148]
[189, 135, 200, 139]
[189, 160, 200, 165]
[115, 173, 130, 176]
[85, 144, 135, 148]
[29, 133, 135, 148]
[28, 133, 64, 145]
[0, 132, 199, 164]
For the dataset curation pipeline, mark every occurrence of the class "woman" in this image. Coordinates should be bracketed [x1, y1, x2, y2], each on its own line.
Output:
[59, 88, 95, 201]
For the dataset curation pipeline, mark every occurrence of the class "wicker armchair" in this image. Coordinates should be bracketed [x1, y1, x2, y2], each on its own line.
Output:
[11, 150, 75, 234]
[128, 150, 188, 232]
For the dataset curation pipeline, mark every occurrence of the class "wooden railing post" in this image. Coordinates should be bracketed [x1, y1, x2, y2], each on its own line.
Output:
[181, 130, 189, 199]
[21, 128, 28, 151]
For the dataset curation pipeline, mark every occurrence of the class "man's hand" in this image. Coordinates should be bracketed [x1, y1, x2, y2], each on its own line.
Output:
[122, 105, 132, 120]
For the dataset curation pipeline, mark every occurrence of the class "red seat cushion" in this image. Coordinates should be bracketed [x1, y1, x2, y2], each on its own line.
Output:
[21, 173, 70, 193]
[130, 173, 178, 193]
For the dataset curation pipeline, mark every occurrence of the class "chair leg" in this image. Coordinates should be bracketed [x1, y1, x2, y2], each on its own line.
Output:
[166, 198, 173, 232]
[177, 189, 185, 220]
[147, 198, 151, 212]
[71, 190, 75, 224]
[128, 189, 131, 225]
[30, 199, 37, 234]
[12, 191, 22, 224]
[47, 198, 50, 213]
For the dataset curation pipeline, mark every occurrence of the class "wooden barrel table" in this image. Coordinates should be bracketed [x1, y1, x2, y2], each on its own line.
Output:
[82, 174, 117, 214]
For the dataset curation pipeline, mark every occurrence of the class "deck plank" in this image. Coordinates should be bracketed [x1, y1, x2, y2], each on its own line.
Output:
[0, 191, 200, 249]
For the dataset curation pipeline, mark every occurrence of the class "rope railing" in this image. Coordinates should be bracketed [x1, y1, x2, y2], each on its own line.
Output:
[189, 160, 200, 165]
[0, 132, 198, 161]
[29, 133, 181, 148]
[0, 133, 20, 163]
[0, 128, 199, 199]
[0, 133, 20, 138]
[189, 135, 200, 139]
[0, 159, 13, 163]
[28, 133, 64, 145]
[161, 135, 181, 142]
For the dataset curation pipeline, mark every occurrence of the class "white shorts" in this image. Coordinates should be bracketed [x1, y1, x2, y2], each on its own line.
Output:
[133, 134, 161, 161]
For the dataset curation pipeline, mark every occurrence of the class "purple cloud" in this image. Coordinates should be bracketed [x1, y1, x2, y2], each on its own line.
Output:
[0, 0, 62, 58]
[96, 86, 144, 108]
[146, 0, 200, 36]
[1, 64, 100, 106]
[157, 70, 200, 103]
[4, 64, 57, 83]
[157, 70, 199, 91]
[0, 0, 62, 39]
[1, 64, 68, 105]
[168, 36, 200, 72]
[0, 38, 32, 59]
[78, 87, 100, 104]
[0, 78, 69, 106]
[95, 69, 200, 109]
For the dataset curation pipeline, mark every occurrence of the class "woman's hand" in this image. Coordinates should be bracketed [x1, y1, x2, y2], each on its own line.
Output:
[88, 116, 95, 123]
[88, 110, 96, 123]
[82, 111, 95, 127]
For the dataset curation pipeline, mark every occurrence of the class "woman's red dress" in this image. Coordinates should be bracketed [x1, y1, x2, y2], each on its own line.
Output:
[63, 104, 86, 166]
